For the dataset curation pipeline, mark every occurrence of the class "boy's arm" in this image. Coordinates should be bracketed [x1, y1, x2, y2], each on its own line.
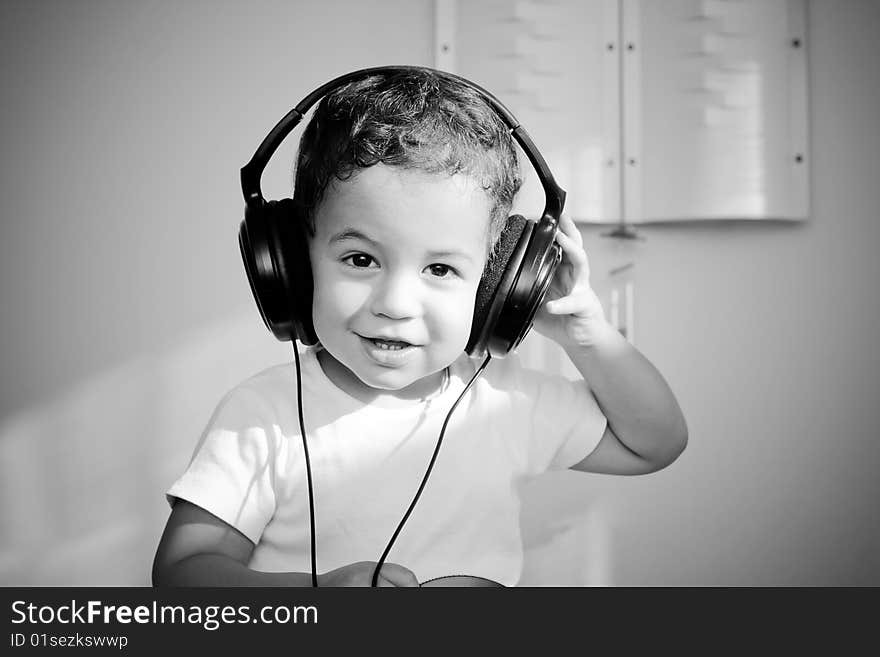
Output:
[152, 500, 419, 586]
[533, 215, 688, 476]
[152, 500, 312, 586]
[564, 323, 687, 475]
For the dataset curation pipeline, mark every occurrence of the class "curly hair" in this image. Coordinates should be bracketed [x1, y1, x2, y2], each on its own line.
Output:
[292, 68, 522, 258]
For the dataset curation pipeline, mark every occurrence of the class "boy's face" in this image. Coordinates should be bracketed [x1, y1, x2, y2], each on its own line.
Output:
[308, 164, 491, 399]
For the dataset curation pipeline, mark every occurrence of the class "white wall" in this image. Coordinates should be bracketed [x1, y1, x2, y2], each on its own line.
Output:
[1, 0, 878, 586]
[531, 0, 880, 585]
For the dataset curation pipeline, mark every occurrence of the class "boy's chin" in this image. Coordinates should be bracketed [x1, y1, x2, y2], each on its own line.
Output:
[351, 353, 460, 400]
[317, 347, 449, 400]
[354, 367, 443, 396]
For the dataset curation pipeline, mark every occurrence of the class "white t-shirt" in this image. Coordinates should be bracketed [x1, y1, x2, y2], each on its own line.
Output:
[167, 347, 606, 586]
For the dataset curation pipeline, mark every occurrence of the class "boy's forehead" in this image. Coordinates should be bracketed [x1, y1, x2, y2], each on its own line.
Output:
[327, 165, 487, 205]
[315, 165, 492, 252]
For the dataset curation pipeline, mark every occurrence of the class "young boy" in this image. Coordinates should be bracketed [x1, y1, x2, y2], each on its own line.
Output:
[152, 68, 687, 587]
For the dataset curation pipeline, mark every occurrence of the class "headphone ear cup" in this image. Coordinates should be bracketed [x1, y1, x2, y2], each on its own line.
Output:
[239, 199, 317, 344]
[467, 214, 530, 356]
[273, 200, 318, 345]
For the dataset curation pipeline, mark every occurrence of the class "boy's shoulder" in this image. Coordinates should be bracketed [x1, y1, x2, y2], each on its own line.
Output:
[240, 360, 296, 390]
[220, 347, 330, 407]
[454, 348, 572, 395]
[215, 360, 298, 413]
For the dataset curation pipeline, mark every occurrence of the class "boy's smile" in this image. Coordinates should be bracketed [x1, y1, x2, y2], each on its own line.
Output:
[308, 164, 491, 403]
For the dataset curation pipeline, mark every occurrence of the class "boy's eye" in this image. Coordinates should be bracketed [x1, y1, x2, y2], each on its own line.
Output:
[426, 263, 456, 278]
[343, 253, 377, 268]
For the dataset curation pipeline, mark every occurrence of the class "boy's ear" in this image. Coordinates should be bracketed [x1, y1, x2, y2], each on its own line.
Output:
[467, 214, 529, 357]
[239, 198, 318, 345]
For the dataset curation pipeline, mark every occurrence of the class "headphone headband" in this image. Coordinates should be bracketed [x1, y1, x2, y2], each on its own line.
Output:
[240, 65, 565, 222]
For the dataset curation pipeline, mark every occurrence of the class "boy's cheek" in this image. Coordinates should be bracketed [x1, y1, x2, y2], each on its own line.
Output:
[314, 277, 370, 312]
[440, 292, 481, 347]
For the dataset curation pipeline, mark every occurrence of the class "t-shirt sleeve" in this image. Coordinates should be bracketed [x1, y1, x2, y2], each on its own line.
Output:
[494, 353, 607, 474]
[165, 384, 279, 545]
[533, 372, 607, 471]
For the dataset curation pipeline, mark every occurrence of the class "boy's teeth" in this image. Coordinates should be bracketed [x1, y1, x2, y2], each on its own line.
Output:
[373, 338, 409, 350]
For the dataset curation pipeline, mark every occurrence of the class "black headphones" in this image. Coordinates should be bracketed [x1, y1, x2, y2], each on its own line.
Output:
[239, 66, 565, 358]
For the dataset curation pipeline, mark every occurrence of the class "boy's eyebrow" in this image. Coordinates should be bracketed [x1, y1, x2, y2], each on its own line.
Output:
[328, 227, 477, 263]
[425, 248, 476, 264]
[328, 228, 378, 247]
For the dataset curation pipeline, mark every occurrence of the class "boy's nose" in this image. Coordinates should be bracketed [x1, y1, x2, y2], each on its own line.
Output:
[370, 273, 421, 320]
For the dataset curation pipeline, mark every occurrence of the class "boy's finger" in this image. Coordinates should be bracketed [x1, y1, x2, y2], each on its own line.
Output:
[544, 293, 589, 316]
[559, 214, 583, 246]
[378, 563, 420, 587]
[555, 230, 590, 275]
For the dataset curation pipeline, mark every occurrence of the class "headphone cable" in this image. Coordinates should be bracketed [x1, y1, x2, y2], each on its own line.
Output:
[370, 353, 492, 587]
[291, 343, 319, 587]
[293, 345, 492, 588]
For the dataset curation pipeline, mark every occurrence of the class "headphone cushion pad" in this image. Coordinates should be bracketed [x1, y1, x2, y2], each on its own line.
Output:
[468, 214, 528, 351]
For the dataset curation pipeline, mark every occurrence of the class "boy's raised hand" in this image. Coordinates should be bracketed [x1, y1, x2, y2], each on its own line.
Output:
[533, 214, 610, 349]
[318, 561, 420, 587]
